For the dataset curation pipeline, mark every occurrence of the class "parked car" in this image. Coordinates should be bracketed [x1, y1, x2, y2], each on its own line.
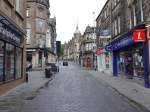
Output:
[63, 61, 68, 66]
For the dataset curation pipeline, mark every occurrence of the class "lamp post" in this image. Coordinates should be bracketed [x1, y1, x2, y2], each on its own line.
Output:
[92, 11, 97, 70]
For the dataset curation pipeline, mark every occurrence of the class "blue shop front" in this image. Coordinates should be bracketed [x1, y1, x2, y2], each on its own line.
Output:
[106, 28, 149, 88]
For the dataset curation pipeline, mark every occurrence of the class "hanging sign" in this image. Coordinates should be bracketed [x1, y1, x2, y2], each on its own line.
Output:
[98, 30, 111, 38]
[133, 29, 146, 42]
[96, 48, 103, 55]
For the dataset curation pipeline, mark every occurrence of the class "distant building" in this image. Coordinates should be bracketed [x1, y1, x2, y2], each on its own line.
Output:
[97, 0, 150, 88]
[72, 25, 82, 63]
[63, 25, 82, 63]
[46, 17, 57, 63]
[80, 25, 96, 69]
[96, 0, 112, 73]
[0, 0, 26, 94]
[26, 0, 50, 68]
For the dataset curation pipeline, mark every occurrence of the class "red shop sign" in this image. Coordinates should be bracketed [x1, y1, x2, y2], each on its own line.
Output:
[96, 48, 103, 55]
[133, 29, 146, 42]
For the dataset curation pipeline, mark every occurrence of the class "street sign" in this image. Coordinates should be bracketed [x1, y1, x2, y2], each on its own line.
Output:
[133, 29, 146, 42]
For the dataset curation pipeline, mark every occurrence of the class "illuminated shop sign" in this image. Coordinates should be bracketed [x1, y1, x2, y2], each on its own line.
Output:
[133, 29, 146, 42]
[105, 34, 134, 51]
[0, 21, 21, 45]
[105, 28, 146, 52]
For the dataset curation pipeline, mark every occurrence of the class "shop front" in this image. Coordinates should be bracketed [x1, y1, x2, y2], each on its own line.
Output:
[106, 28, 149, 88]
[96, 47, 112, 73]
[82, 52, 94, 69]
[0, 15, 25, 93]
[27, 48, 46, 68]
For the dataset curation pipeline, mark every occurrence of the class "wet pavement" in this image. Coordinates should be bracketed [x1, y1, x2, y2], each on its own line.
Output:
[21, 63, 148, 112]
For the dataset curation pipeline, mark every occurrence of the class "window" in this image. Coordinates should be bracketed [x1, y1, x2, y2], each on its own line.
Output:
[16, 0, 20, 12]
[26, 29, 31, 44]
[15, 0, 24, 16]
[26, 9, 30, 17]
[0, 41, 4, 83]
[114, 0, 117, 6]
[133, 5, 137, 26]
[140, 0, 143, 22]
[118, 17, 121, 33]
[15, 47, 22, 79]
[115, 20, 117, 35]
[5, 44, 15, 81]
[129, 8, 132, 29]
[36, 18, 46, 33]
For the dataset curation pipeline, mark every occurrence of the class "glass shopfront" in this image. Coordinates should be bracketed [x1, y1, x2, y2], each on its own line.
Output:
[133, 46, 144, 78]
[5, 43, 15, 81]
[0, 16, 24, 85]
[117, 46, 144, 79]
[0, 41, 4, 83]
[105, 52, 110, 69]
[15, 47, 22, 79]
[0, 40, 23, 83]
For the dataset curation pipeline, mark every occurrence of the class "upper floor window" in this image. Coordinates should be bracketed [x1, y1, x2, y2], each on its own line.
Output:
[26, 29, 31, 44]
[16, 0, 20, 12]
[140, 0, 144, 22]
[26, 9, 29, 17]
[118, 16, 121, 34]
[36, 18, 46, 33]
[15, 0, 24, 17]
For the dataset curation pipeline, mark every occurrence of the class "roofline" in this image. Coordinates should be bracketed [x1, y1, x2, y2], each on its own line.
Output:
[96, 0, 110, 21]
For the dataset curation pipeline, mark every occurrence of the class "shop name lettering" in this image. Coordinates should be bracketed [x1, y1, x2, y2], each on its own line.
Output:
[0, 23, 20, 44]
[113, 37, 133, 50]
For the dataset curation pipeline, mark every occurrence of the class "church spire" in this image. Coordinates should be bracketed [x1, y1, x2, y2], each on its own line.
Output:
[74, 21, 81, 34]
[76, 21, 79, 31]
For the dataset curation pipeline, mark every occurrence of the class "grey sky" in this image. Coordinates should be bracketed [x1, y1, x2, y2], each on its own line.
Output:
[50, 0, 107, 43]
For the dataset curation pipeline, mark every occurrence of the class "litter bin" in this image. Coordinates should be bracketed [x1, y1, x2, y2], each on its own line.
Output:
[45, 68, 52, 78]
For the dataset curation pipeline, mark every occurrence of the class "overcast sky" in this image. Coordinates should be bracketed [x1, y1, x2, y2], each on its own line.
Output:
[49, 0, 107, 44]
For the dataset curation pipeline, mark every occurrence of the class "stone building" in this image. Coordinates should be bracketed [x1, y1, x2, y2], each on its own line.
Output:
[63, 42, 69, 60]
[46, 17, 57, 64]
[98, 0, 150, 88]
[0, 0, 26, 94]
[72, 25, 82, 63]
[96, 0, 112, 73]
[26, 0, 50, 68]
[63, 25, 81, 63]
[80, 25, 96, 69]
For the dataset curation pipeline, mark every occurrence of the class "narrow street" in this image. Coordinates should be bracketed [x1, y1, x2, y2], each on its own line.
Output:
[21, 63, 146, 112]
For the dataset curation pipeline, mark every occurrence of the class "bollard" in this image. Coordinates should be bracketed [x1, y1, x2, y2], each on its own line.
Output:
[26, 72, 28, 82]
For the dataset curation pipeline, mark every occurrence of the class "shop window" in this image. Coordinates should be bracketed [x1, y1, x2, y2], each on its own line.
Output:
[5, 44, 15, 81]
[15, 47, 22, 79]
[105, 52, 110, 68]
[133, 48, 144, 78]
[0, 41, 4, 83]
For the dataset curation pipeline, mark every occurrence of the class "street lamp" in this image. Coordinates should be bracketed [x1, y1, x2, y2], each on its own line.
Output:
[92, 11, 97, 70]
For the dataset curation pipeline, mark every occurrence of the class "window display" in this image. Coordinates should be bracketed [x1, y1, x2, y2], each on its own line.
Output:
[0, 41, 4, 83]
[105, 52, 110, 68]
[5, 43, 15, 81]
[133, 48, 144, 78]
